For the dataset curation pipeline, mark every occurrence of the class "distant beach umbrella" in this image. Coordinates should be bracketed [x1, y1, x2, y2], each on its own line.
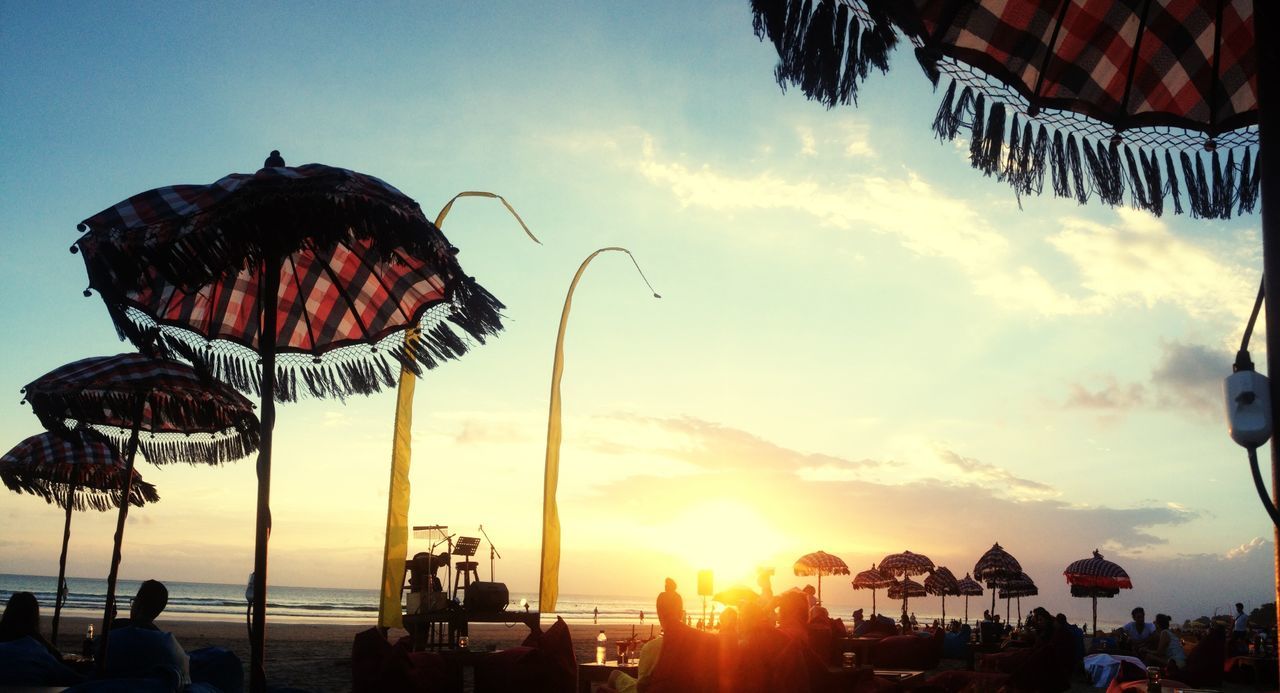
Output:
[1, 429, 158, 647]
[22, 352, 259, 669]
[956, 573, 984, 624]
[1064, 549, 1133, 634]
[878, 550, 935, 578]
[997, 572, 1038, 624]
[974, 542, 1022, 614]
[713, 585, 762, 607]
[793, 550, 850, 604]
[73, 153, 505, 691]
[851, 563, 895, 616]
[887, 576, 927, 614]
[924, 566, 960, 623]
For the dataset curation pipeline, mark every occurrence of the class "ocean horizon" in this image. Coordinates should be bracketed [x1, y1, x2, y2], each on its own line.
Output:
[1, 572, 1125, 631]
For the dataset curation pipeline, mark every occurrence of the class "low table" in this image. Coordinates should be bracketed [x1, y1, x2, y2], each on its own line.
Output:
[578, 660, 640, 693]
[403, 609, 541, 650]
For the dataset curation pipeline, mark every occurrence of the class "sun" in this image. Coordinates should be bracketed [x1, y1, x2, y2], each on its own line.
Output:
[660, 498, 786, 588]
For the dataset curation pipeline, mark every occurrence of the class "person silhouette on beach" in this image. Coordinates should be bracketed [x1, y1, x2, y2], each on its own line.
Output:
[606, 578, 717, 693]
[594, 606, 599, 625]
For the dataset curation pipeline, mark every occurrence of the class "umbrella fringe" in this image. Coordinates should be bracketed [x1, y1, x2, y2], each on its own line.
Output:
[2, 464, 157, 510]
[1165, 150, 1184, 215]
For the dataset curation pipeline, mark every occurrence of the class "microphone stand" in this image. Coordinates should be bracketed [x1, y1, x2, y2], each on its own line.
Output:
[478, 524, 502, 582]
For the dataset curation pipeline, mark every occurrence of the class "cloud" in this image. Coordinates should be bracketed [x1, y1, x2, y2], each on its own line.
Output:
[934, 447, 1057, 498]
[1225, 536, 1268, 560]
[1064, 341, 1227, 421]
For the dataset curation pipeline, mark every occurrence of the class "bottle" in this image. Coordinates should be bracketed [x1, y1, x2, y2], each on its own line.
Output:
[596, 630, 607, 664]
[82, 624, 95, 659]
[1145, 665, 1160, 693]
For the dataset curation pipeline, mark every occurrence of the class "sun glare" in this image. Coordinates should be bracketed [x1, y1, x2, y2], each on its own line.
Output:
[662, 499, 786, 587]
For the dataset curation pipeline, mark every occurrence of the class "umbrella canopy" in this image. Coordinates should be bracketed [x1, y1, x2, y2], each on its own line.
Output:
[1065, 549, 1133, 633]
[925, 566, 961, 624]
[22, 353, 260, 669]
[957, 573, 984, 597]
[998, 573, 1038, 599]
[713, 585, 761, 607]
[974, 542, 1022, 613]
[750, 0, 1259, 220]
[22, 353, 259, 465]
[73, 153, 506, 691]
[851, 563, 895, 615]
[794, 550, 850, 604]
[1, 428, 158, 646]
[878, 550, 935, 577]
[888, 576, 927, 614]
[73, 160, 505, 401]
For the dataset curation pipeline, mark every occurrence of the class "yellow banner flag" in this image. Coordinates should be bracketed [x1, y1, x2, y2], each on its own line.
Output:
[378, 192, 537, 629]
[540, 248, 658, 612]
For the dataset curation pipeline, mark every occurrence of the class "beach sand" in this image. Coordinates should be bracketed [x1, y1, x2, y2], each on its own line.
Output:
[53, 614, 645, 693]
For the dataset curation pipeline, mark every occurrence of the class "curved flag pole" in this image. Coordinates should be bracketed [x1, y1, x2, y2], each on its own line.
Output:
[377, 193, 538, 631]
[538, 248, 660, 612]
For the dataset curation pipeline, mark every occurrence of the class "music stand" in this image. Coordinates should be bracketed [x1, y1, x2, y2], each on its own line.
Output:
[452, 536, 480, 557]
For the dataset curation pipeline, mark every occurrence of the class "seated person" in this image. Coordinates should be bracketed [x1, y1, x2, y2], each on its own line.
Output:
[111, 579, 169, 630]
[1116, 607, 1157, 651]
[1141, 613, 1186, 671]
[103, 581, 191, 686]
[607, 578, 717, 693]
[0, 591, 81, 687]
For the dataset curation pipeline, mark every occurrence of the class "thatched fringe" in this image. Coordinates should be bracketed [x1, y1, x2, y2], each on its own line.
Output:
[123, 278, 506, 403]
[1, 462, 158, 511]
[930, 78, 1258, 219]
[754, 0, 896, 108]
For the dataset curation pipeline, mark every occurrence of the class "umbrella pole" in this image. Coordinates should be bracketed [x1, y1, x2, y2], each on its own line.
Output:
[941, 595, 945, 624]
[250, 254, 281, 693]
[97, 397, 146, 673]
[1092, 596, 1098, 635]
[51, 480, 75, 648]
[872, 589, 876, 616]
[1258, 3, 1280, 681]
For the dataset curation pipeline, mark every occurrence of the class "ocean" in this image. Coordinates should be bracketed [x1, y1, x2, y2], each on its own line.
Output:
[0, 573, 662, 626]
[2, 573, 1114, 631]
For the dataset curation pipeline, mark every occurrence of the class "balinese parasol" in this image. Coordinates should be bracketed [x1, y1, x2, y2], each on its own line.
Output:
[1065, 549, 1133, 634]
[924, 566, 960, 623]
[750, 0, 1277, 636]
[956, 573, 984, 624]
[0, 429, 158, 647]
[887, 576, 927, 614]
[997, 572, 1038, 625]
[713, 585, 762, 607]
[72, 153, 505, 691]
[851, 563, 895, 616]
[878, 551, 935, 577]
[793, 550, 850, 604]
[22, 353, 259, 665]
[974, 542, 1022, 614]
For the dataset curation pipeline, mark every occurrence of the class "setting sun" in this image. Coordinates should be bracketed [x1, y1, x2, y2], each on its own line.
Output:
[658, 499, 785, 588]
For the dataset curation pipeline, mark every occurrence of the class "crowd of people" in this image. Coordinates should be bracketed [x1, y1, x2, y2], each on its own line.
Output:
[0, 579, 241, 691]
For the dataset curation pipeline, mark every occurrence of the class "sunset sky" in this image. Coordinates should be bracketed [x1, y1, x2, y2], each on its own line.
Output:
[0, 2, 1273, 625]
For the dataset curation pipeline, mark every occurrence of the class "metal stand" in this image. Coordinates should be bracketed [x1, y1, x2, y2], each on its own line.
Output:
[478, 524, 501, 582]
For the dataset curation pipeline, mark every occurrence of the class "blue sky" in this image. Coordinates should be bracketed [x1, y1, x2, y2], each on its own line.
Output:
[0, 1, 1272, 624]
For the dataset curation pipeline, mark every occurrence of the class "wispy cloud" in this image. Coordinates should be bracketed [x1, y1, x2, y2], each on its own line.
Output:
[934, 446, 1057, 498]
[1064, 341, 1228, 421]
[1225, 536, 1268, 560]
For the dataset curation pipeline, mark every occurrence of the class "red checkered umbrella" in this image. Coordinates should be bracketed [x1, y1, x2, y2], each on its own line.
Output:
[794, 550, 850, 604]
[1, 429, 158, 647]
[924, 566, 960, 623]
[956, 573, 984, 624]
[974, 542, 1022, 614]
[750, 0, 1279, 638]
[72, 153, 505, 691]
[1065, 549, 1133, 634]
[21, 352, 259, 665]
[997, 572, 1038, 624]
[851, 563, 895, 615]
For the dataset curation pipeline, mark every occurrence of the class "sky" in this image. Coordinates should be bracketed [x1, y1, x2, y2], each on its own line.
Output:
[0, 2, 1273, 626]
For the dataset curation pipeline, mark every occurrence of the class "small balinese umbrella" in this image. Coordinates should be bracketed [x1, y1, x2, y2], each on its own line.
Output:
[713, 585, 761, 607]
[22, 353, 259, 662]
[793, 550, 850, 604]
[924, 566, 960, 623]
[73, 154, 505, 691]
[956, 573, 984, 624]
[0, 429, 158, 647]
[888, 576, 927, 615]
[997, 572, 1038, 625]
[851, 563, 895, 616]
[1065, 549, 1133, 634]
[974, 542, 1022, 615]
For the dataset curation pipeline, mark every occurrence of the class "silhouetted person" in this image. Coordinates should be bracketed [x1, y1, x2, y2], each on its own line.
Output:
[263, 150, 285, 168]
[110, 579, 168, 631]
[607, 578, 717, 693]
[0, 592, 58, 656]
[0, 592, 81, 686]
